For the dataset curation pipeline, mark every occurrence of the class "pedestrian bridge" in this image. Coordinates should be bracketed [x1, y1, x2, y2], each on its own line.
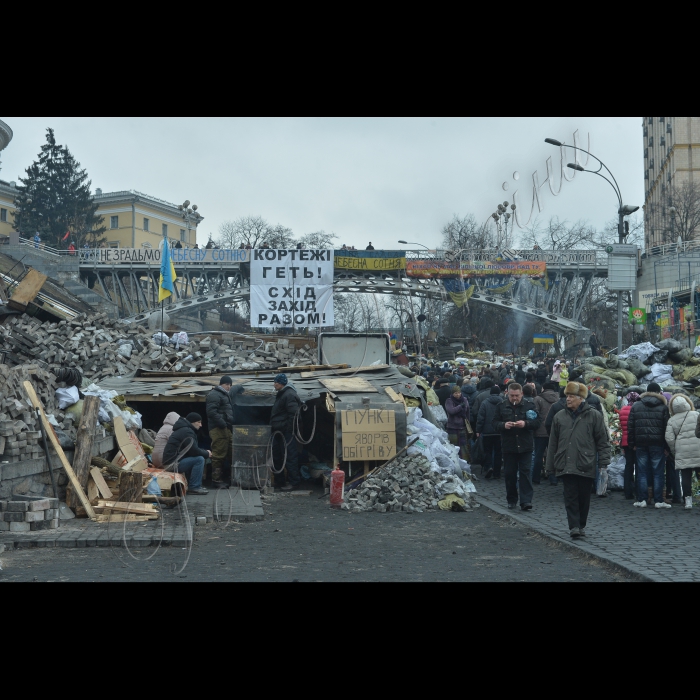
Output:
[75, 248, 609, 333]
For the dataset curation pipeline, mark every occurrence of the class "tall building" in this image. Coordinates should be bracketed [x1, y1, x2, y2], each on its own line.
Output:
[0, 185, 204, 248]
[643, 116, 700, 250]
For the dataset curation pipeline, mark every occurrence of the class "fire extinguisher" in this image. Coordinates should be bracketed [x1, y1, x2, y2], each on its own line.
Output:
[330, 466, 345, 509]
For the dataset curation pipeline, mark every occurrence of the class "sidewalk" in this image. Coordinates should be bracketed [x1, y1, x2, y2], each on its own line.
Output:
[475, 473, 700, 582]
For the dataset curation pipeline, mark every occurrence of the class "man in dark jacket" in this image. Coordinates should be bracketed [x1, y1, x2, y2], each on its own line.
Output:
[470, 378, 494, 429]
[435, 379, 452, 409]
[535, 363, 548, 385]
[533, 382, 559, 485]
[628, 382, 670, 508]
[461, 382, 477, 413]
[205, 376, 239, 489]
[493, 383, 541, 510]
[476, 386, 504, 479]
[589, 332, 599, 358]
[546, 382, 610, 538]
[162, 413, 211, 495]
[271, 374, 302, 491]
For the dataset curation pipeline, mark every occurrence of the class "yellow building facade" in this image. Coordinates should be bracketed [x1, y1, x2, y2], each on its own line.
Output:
[0, 183, 204, 248]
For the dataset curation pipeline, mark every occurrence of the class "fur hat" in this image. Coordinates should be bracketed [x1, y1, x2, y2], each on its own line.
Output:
[564, 382, 589, 399]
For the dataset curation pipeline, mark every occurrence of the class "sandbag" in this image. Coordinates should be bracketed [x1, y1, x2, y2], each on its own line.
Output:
[656, 338, 683, 353]
[649, 350, 669, 365]
[584, 372, 616, 391]
[589, 356, 608, 368]
[625, 357, 649, 378]
[605, 355, 620, 369]
[669, 348, 693, 364]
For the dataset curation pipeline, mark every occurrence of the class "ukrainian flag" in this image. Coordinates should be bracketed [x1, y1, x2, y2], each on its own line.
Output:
[159, 240, 177, 302]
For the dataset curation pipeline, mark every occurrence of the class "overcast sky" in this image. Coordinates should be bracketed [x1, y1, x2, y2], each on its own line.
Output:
[0, 117, 643, 249]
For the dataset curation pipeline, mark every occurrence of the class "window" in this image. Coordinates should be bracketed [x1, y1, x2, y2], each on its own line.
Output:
[162, 224, 168, 236]
[180, 229, 186, 242]
[110, 216, 119, 229]
[0, 208, 6, 222]
[143, 218, 149, 232]
[109, 242, 120, 248]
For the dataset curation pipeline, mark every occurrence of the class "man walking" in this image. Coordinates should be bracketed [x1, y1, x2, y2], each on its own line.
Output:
[271, 374, 302, 492]
[162, 413, 211, 495]
[205, 376, 236, 489]
[546, 382, 610, 539]
[493, 383, 541, 511]
[476, 386, 503, 479]
[533, 381, 559, 485]
[628, 382, 670, 509]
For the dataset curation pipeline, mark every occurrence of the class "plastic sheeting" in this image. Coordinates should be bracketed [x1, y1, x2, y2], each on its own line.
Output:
[619, 342, 659, 363]
[55, 386, 79, 410]
[83, 384, 142, 430]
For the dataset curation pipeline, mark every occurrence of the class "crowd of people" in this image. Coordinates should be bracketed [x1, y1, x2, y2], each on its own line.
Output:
[410, 355, 700, 539]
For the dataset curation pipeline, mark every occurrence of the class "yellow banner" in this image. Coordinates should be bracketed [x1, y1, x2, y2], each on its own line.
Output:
[335, 256, 406, 271]
[407, 260, 547, 278]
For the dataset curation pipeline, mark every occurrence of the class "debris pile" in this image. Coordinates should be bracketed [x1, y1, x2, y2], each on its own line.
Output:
[342, 454, 476, 513]
[0, 496, 60, 532]
[0, 313, 318, 380]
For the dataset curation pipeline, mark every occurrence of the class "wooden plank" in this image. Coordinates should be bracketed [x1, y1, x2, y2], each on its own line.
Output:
[319, 378, 378, 393]
[164, 385, 214, 396]
[280, 363, 348, 373]
[385, 387, 408, 413]
[97, 500, 158, 515]
[113, 416, 148, 471]
[66, 395, 100, 510]
[22, 381, 97, 521]
[8, 269, 48, 311]
[87, 478, 99, 504]
[301, 365, 388, 378]
[89, 468, 114, 500]
[118, 472, 143, 503]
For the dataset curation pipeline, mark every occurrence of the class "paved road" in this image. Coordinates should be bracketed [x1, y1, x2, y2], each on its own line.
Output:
[0, 490, 632, 582]
[476, 473, 699, 582]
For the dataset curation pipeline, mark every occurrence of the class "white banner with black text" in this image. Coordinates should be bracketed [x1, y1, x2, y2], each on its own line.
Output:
[250, 249, 334, 329]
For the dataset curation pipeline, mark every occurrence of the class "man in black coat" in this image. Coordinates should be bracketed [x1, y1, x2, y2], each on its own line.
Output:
[205, 375, 243, 489]
[162, 413, 212, 495]
[476, 386, 504, 479]
[628, 382, 670, 508]
[493, 383, 541, 511]
[470, 378, 494, 429]
[271, 374, 302, 491]
[435, 379, 452, 409]
[590, 332, 599, 358]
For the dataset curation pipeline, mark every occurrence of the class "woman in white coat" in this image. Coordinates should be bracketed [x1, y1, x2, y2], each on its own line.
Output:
[664, 394, 699, 510]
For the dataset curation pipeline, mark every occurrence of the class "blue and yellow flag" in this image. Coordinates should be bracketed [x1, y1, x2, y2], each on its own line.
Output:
[159, 240, 177, 302]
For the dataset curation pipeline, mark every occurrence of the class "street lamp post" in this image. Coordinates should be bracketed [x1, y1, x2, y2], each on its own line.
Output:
[546, 138, 639, 355]
[178, 200, 203, 248]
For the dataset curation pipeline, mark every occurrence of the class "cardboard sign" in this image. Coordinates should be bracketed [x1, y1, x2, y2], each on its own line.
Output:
[341, 409, 396, 462]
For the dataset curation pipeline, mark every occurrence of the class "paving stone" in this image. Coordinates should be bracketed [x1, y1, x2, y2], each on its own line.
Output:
[476, 474, 700, 582]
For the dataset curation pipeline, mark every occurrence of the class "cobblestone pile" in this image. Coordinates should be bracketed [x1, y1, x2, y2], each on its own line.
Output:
[342, 455, 476, 513]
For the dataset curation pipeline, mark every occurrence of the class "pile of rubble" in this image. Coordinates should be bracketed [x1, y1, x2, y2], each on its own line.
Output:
[0, 312, 317, 382]
[342, 455, 476, 513]
[0, 364, 58, 462]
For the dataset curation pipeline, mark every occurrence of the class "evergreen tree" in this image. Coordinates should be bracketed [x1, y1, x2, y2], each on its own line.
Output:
[12, 128, 106, 247]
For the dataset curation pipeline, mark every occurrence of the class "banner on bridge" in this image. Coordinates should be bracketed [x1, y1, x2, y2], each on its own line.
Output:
[250, 249, 334, 329]
[334, 250, 407, 271]
[406, 260, 547, 278]
[84, 248, 251, 265]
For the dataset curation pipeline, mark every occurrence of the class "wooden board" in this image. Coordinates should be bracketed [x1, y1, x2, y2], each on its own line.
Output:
[319, 378, 378, 393]
[113, 416, 148, 472]
[301, 365, 388, 378]
[66, 395, 100, 510]
[97, 500, 158, 516]
[90, 468, 114, 499]
[280, 363, 349, 373]
[8, 269, 48, 311]
[340, 408, 397, 462]
[22, 381, 97, 521]
[385, 386, 408, 413]
[164, 385, 214, 396]
[95, 514, 157, 523]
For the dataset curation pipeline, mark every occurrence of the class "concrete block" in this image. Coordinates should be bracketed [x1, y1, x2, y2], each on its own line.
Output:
[30, 520, 54, 531]
[9, 521, 31, 532]
[48, 498, 59, 509]
[4, 511, 26, 522]
[24, 511, 45, 523]
[0, 521, 9, 531]
[28, 498, 50, 512]
[50, 519, 59, 529]
[44, 509, 58, 520]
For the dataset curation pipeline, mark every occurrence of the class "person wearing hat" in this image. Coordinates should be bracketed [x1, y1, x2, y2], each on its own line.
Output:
[546, 382, 610, 539]
[162, 413, 212, 495]
[271, 374, 302, 491]
[205, 376, 243, 489]
[628, 382, 670, 509]
[665, 394, 700, 510]
[435, 377, 453, 409]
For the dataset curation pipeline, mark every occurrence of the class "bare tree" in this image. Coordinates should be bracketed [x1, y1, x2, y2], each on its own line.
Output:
[298, 230, 338, 249]
[441, 214, 493, 252]
[669, 182, 700, 242]
[217, 216, 295, 249]
[518, 216, 600, 250]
